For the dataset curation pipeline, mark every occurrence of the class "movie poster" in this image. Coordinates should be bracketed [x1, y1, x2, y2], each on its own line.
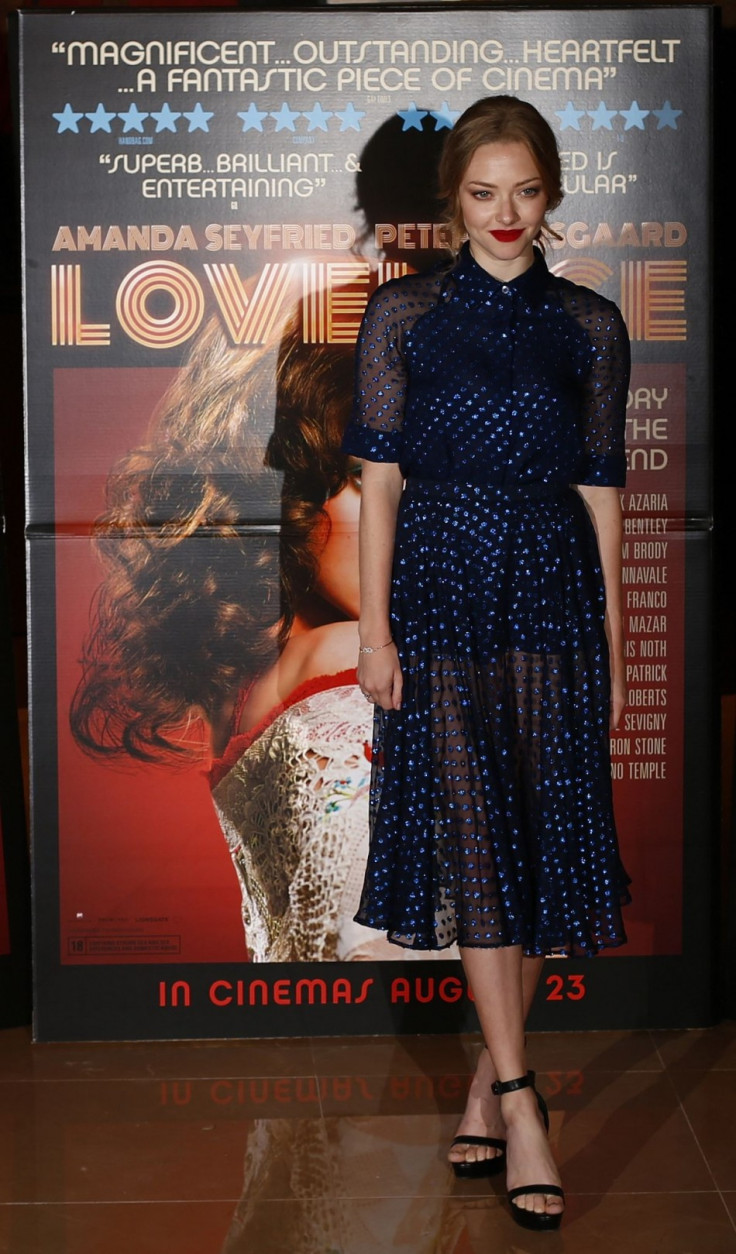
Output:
[20, 6, 712, 1040]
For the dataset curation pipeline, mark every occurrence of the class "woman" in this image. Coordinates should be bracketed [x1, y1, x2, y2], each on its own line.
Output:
[342, 96, 631, 1230]
[71, 308, 454, 962]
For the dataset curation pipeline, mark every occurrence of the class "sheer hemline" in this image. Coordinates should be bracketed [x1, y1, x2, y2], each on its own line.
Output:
[354, 896, 631, 958]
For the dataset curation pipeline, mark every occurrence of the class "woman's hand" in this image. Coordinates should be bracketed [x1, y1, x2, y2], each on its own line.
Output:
[610, 669, 628, 732]
[358, 642, 403, 711]
[356, 461, 404, 711]
[575, 484, 627, 734]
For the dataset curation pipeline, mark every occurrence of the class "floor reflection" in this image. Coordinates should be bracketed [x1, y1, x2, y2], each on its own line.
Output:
[1, 1027, 736, 1253]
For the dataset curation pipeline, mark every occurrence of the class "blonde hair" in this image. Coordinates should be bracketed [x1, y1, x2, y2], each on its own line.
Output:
[438, 96, 563, 250]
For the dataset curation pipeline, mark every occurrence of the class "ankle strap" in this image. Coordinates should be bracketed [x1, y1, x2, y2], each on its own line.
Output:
[491, 1069, 536, 1097]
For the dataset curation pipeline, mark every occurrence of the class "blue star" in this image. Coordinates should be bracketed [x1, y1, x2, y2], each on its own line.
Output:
[652, 101, 682, 130]
[150, 103, 181, 134]
[183, 103, 213, 133]
[430, 101, 461, 131]
[85, 103, 117, 133]
[334, 102, 365, 132]
[118, 103, 149, 133]
[303, 102, 333, 132]
[237, 102, 268, 133]
[270, 101, 300, 132]
[620, 100, 650, 130]
[52, 103, 84, 134]
[397, 102, 428, 132]
[587, 101, 618, 131]
[555, 101, 586, 131]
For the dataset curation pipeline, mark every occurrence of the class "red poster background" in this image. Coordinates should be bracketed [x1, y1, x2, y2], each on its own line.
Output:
[612, 363, 686, 955]
[55, 368, 243, 963]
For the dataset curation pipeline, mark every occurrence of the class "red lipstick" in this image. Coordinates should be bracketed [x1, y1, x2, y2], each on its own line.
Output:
[490, 229, 524, 242]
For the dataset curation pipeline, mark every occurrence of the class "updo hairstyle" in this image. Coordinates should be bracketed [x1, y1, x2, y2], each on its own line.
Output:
[437, 95, 563, 250]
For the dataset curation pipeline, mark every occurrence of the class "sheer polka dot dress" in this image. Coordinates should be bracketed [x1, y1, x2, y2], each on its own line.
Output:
[342, 244, 631, 955]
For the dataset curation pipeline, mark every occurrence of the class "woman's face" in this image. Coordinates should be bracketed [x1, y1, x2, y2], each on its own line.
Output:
[458, 140, 548, 280]
[312, 460, 361, 619]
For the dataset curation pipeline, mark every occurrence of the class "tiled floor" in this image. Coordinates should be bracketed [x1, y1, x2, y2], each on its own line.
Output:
[2, 1024, 736, 1252]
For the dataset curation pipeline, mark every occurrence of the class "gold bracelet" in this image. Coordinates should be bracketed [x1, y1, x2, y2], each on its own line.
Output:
[358, 639, 393, 654]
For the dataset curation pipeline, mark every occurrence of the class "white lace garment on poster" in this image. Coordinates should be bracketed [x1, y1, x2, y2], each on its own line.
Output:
[211, 674, 456, 962]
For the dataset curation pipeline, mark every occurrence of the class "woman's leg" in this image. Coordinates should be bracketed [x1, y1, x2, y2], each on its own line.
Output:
[448, 954, 544, 1167]
[459, 946, 563, 1218]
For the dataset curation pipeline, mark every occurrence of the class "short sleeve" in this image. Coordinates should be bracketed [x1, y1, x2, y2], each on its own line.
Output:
[575, 299, 630, 487]
[341, 283, 408, 463]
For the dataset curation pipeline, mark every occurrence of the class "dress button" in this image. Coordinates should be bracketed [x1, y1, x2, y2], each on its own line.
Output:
[501, 285, 511, 295]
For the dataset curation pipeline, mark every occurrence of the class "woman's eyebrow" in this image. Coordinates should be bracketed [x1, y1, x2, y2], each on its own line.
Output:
[466, 176, 541, 188]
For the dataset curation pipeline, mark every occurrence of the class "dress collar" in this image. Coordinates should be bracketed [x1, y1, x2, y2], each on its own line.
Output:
[442, 241, 550, 310]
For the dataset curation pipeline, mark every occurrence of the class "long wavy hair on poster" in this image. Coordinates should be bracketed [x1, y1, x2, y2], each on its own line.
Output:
[70, 310, 356, 763]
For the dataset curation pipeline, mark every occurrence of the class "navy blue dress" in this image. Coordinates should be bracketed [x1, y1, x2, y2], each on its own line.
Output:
[342, 244, 631, 956]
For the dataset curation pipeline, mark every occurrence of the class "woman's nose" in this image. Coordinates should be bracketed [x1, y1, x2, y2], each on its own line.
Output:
[497, 197, 519, 224]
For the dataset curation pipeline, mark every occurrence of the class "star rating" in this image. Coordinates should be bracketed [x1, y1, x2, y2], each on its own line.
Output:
[237, 102, 268, 133]
[620, 100, 649, 130]
[334, 101, 365, 132]
[588, 101, 618, 131]
[183, 102, 213, 133]
[118, 103, 149, 133]
[397, 102, 428, 132]
[552, 100, 679, 132]
[555, 101, 586, 131]
[85, 102, 116, 133]
[270, 101, 301, 132]
[652, 100, 682, 130]
[52, 103, 84, 133]
[150, 103, 182, 134]
[50, 96, 684, 145]
[303, 102, 333, 132]
[430, 101, 461, 131]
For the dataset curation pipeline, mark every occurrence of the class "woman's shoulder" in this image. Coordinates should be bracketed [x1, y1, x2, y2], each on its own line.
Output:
[550, 269, 626, 324]
[367, 257, 453, 315]
[232, 622, 358, 736]
[285, 620, 359, 688]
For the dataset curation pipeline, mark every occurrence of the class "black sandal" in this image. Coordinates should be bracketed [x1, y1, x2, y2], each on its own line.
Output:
[449, 1133, 507, 1178]
[491, 1072, 564, 1231]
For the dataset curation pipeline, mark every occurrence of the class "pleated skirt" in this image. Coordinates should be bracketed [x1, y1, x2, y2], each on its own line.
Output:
[355, 478, 631, 956]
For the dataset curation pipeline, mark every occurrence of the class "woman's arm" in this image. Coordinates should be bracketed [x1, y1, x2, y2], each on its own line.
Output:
[575, 483, 627, 731]
[357, 460, 405, 711]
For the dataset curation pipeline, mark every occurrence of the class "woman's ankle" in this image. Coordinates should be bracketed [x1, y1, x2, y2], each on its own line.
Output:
[497, 1085, 539, 1126]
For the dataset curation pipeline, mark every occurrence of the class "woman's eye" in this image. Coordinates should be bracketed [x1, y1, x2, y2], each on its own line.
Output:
[473, 189, 491, 199]
[520, 186, 541, 197]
